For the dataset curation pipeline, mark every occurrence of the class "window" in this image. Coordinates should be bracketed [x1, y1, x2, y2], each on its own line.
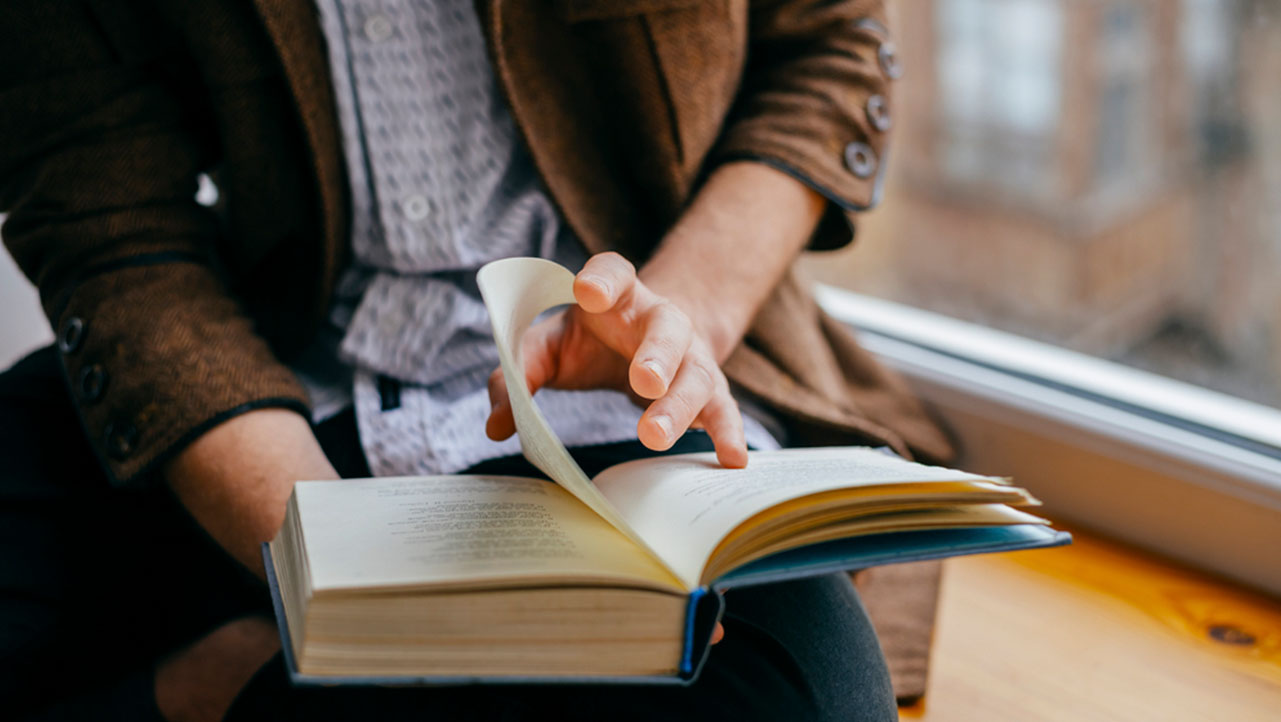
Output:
[1181, 0, 1249, 168]
[936, 0, 1064, 199]
[1094, 2, 1151, 187]
[817, 0, 1280, 410]
[808, 0, 1281, 592]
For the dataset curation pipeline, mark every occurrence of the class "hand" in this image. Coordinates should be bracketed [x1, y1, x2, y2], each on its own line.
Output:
[485, 252, 749, 469]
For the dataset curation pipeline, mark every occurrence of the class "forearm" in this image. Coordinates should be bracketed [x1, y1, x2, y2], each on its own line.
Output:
[639, 161, 826, 362]
[164, 408, 339, 579]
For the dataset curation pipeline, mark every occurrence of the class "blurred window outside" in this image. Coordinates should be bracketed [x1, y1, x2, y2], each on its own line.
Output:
[937, 0, 1064, 198]
[807, 0, 1281, 419]
[805, 0, 1281, 586]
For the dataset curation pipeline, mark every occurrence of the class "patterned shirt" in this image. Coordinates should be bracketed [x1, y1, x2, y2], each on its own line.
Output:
[302, 0, 781, 476]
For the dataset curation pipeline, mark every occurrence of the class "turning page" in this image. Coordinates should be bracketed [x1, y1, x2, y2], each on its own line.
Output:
[477, 258, 681, 582]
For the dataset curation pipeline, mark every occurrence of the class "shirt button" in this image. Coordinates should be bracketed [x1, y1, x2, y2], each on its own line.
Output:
[878, 41, 903, 80]
[364, 14, 393, 42]
[58, 316, 86, 354]
[402, 194, 432, 222]
[77, 364, 108, 404]
[103, 420, 139, 460]
[844, 142, 878, 179]
[866, 94, 892, 132]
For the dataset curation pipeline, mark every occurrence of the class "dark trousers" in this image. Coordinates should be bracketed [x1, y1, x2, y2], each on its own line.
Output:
[0, 347, 895, 722]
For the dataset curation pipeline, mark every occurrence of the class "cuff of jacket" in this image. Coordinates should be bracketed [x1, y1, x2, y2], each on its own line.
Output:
[705, 12, 897, 251]
[52, 260, 312, 489]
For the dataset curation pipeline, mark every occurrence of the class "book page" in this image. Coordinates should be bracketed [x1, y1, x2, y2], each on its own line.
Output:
[476, 258, 681, 581]
[295, 475, 684, 594]
[592, 447, 1005, 587]
[711, 503, 1049, 578]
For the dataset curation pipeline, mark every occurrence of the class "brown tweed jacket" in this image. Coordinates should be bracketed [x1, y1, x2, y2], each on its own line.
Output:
[0, 0, 952, 487]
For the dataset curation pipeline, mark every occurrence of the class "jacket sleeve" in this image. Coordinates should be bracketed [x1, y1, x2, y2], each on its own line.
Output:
[709, 0, 900, 250]
[0, 1, 310, 489]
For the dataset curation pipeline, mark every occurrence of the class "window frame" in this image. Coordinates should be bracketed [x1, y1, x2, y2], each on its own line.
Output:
[816, 284, 1281, 596]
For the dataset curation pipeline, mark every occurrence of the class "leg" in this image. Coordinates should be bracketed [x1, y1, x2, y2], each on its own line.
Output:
[152, 409, 374, 722]
[154, 615, 282, 722]
[499, 573, 894, 722]
[701, 573, 897, 722]
[0, 347, 268, 720]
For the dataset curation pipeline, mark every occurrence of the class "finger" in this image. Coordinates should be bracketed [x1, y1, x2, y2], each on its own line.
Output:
[696, 378, 748, 468]
[629, 302, 692, 400]
[573, 252, 636, 314]
[710, 622, 725, 645]
[486, 368, 516, 441]
[638, 358, 717, 451]
[519, 325, 560, 397]
[487, 322, 562, 441]
[487, 367, 508, 408]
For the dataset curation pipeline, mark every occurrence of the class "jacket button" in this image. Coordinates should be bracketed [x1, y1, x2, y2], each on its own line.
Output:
[77, 364, 108, 403]
[104, 421, 139, 460]
[844, 142, 878, 179]
[58, 317, 85, 354]
[866, 94, 892, 132]
[852, 17, 890, 37]
[878, 41, 903, 80]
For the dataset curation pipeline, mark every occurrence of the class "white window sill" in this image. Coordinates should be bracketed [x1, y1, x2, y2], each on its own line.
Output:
[816, 284, 1281, 597]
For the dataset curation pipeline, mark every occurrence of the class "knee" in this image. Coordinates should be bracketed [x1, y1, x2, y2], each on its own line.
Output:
[716, 575, 896, 722]
[801, 576, 897, 721]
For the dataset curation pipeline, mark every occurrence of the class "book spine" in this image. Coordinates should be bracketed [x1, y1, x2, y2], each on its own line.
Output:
[680, 588, 707, 676]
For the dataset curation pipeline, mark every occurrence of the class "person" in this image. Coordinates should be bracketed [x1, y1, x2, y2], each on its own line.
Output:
[0, 1, 953, 720]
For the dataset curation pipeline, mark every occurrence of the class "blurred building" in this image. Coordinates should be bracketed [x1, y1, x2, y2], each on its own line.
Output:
[809, 0, 1281, 405]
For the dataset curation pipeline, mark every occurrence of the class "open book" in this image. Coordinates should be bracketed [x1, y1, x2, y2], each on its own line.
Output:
[264, 258, 1070, 685]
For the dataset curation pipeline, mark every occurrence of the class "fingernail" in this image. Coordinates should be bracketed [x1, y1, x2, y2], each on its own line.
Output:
[651, 415, 672, 441]
[584, 276, 610, 297]
[642, 360, 663, 380]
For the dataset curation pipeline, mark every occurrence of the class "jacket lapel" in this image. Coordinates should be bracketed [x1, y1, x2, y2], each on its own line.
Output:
[251, 0, 630, 277]
[250, 0, 347, 305]
[476, 0, 644, 258]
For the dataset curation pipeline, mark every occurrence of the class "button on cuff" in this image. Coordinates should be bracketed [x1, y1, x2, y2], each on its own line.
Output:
[104, 421, 139, 460]
[866, 95, 892, 132]
[878, 41, 904, 80]
[844, 142, 878, 179]
[58, 317, 85, 354]
[77, 364, 108, 403]
[852, 17, 890, 37]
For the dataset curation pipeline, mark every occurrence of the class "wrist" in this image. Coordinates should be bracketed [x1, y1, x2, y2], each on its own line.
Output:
[638, 162, 826, 363]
